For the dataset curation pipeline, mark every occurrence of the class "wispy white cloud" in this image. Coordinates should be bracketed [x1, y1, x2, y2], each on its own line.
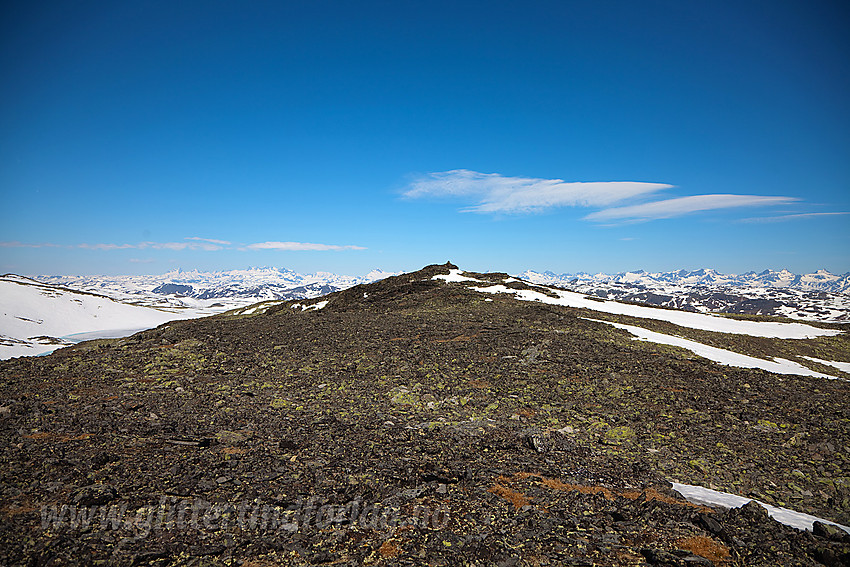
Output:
[405, 170, 813, 224]
[0, 241, 61, 248]
[243, 241, 367, 251]
[186, 236, 231, 245]
[150, 241, 224, 251]
[78, 243, 137, 250]
[76, 241, 224, 251]
[404, 169, 672, 214]
[739, 211, 850, 223]
[584, 194, 799, 223]
[129, 258, 155, 264]
[1, 239, 365, 252]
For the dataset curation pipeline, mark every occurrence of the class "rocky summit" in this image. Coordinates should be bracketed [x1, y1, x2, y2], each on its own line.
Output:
[1, 263, 849, 566]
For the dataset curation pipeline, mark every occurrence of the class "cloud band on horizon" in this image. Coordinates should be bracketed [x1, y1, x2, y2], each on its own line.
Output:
[242, 241, 366, 251]
[0, 239, 366, 252]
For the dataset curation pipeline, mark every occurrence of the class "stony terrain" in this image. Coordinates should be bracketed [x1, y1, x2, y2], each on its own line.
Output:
[1, 264, 849, 566]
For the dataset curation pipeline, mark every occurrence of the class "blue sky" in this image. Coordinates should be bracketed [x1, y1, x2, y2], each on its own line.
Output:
[2, 0, 848, 276]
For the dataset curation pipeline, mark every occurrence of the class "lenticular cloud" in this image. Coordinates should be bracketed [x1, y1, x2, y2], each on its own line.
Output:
[404, 170, 672, 214]
[584, 194, 799, 222]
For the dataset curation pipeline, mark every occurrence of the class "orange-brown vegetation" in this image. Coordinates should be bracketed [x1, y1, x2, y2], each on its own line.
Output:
[676, 535, 731, 564]
[378, 539, 402, 558]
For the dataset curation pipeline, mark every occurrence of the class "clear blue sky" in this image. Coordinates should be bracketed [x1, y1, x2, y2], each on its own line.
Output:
[2, 0, 848, 276]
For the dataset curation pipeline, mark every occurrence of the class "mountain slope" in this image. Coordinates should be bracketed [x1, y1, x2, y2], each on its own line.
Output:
[0, 275, 201, 359]
[1, 263, 848, 565]
[33, 266, 850, 326]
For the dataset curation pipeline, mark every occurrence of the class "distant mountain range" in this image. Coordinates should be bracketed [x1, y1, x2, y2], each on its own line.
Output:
[35, 267, 401, 308]
[36, 267, 850, 302]
[25, 265, 850, 324]
[3, 265, 849, 360]
[517, 268, 850, 294]
[1, 268, 400, 359]
[518, 268, 850, 321]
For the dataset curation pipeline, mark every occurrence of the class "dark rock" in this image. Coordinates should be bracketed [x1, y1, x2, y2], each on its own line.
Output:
[681, 554, 713, 566]
[309, 550, 338, 564]
[697, 513, 724, 536]
[814, 520, 850, 542]
[189, 545, 225, 556]
[522, 428, 549, 453]
[71, 484, 117, 506]
[736, 500, 770, 524]
[810, 545, 850, 567]
[90, 451, 117, 469]
[132, 551, 169, 565]
[641, 548, 685, 565]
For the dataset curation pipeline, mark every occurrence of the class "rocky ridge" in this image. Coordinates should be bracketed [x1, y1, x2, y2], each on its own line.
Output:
[0, 263, 848, 566]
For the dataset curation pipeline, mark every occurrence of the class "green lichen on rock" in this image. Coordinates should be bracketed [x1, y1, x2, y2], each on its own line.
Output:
[604, 425, 635, 445]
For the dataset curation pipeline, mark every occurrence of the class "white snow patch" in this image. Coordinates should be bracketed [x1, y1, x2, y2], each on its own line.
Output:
[302, 300, 328, 311]
[432, 269, 484, 283]
[585, 318, 837, 378]
[672, 482, 850, 534]
[0, 277, 201, 360]
[469, 284, 840, 339]
[802, 356, 850, 373]
[235, 301, 283, 316]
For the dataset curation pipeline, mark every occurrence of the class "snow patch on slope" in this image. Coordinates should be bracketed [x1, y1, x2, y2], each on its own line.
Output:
[0, 277, 201, 359]
[469, 284, 839, 339]
[432, 269, 484, 283]
[672, 482, 850, 534]
[291, 300, 329, 311]
[801, 356, 850, 374]
[585, 318, 837, 379]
